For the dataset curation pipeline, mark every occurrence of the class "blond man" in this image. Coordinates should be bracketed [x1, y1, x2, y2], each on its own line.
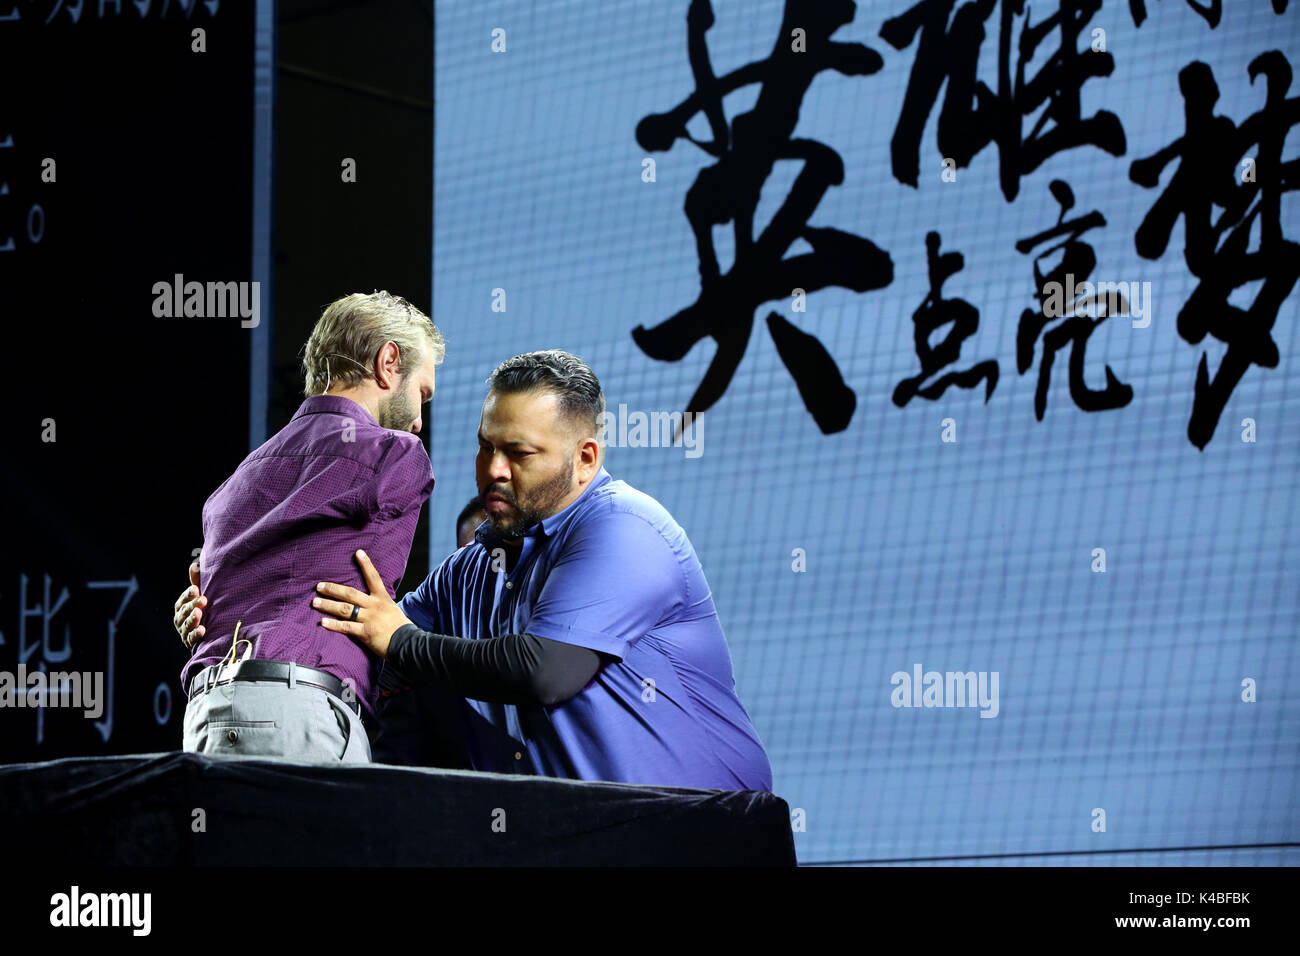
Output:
[173, 291, 441, 763]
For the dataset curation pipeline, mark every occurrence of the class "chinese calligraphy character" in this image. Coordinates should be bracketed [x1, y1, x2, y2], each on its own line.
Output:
[1015, 180, 1134, 419]
[634, 0, 891, 433]
[893, 232, 999, 406]
[1130, 52, 1299, 448]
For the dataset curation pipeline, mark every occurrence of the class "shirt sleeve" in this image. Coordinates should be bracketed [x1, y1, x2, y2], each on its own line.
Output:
[522, 508, 685, 661]
[357, 432, 435, 520]
[387, 624, 605, 706]
[383, 552, 453, 693]
[397, 557, 446, 632]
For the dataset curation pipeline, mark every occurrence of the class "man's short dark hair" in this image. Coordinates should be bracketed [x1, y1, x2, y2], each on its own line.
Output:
[458, 495, 484, 529]
[486, 350, 606, 436]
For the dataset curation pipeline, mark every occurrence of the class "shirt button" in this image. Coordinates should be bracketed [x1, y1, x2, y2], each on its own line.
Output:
[514, 752, 522, 760]
[505, 581, 513, 589]
[226, 729, 239, 743]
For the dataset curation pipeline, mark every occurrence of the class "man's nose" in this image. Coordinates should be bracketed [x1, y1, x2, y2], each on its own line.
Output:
[411, 415, 422, 434]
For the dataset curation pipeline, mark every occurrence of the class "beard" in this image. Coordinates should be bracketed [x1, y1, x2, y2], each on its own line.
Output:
[483, 457, 575, 539]
[377, 384, 416, 432]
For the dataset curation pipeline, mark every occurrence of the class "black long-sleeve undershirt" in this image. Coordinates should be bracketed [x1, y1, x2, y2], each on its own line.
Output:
[381, 623, 607, 707]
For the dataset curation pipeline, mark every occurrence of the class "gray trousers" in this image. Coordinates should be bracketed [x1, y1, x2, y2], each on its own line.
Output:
[183, 670, 371, 764]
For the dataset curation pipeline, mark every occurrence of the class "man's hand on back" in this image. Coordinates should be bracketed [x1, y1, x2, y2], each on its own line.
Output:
[174, 559, 206, 649]
[315, 549, 413, 659]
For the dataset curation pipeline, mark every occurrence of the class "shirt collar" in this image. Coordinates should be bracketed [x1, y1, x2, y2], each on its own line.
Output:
[474, 467, 612, 547]
[291, 394, 378, 427]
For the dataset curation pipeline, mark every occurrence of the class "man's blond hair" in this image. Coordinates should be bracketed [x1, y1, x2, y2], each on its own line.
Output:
[301, 291, 444, 396]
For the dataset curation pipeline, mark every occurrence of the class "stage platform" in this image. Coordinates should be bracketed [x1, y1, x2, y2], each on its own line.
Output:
[0, 752, 797, 866]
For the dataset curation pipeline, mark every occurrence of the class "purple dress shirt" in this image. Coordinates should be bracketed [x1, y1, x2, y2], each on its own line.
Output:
[181, 394, 435, 717]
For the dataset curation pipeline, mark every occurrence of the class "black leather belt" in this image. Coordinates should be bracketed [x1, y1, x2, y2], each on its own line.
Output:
[188, 659, 361, 717]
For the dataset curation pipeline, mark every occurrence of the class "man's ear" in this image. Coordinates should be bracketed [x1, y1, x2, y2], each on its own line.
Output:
[576, 436, 601, 482]
[375, 341, 402, 389]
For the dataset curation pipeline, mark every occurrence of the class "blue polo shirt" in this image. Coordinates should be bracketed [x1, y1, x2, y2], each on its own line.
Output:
[397, 467, 773, 791]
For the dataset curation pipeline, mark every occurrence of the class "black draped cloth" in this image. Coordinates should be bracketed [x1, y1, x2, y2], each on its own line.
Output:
[0, 752, 796, 866]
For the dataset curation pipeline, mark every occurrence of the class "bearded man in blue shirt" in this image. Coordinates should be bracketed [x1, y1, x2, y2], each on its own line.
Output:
[311, 350, 773, 791]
